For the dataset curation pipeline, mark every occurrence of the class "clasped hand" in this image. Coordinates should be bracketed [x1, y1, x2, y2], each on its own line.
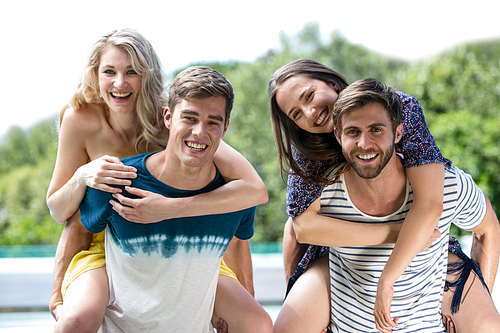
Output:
[77, 155, 137, 193]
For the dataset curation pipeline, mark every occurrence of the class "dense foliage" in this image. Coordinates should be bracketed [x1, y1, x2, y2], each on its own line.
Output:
[1, 23, 498, 244]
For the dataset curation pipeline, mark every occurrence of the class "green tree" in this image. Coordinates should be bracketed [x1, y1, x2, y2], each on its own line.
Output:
[0, 119, 60, 245]
[1, 24, 499, 245]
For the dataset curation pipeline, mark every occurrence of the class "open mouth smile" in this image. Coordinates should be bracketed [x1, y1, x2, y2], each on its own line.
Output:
[110, 92, 132, 100]
[186, 141, 207, 151]
[356, 153, 378, 161]
[315, 109, 328, 126]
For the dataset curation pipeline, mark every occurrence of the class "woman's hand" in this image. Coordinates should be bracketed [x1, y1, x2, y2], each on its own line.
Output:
[76, 155, 137, 193]
[374, 282, 399, 333]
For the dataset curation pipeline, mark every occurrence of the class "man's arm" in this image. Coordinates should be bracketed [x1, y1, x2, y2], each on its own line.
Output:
[283, 217, 309, 282]
[293, 198, 401, 247]
[49, 211, 92, 320]
[223, 237, 254, 296]
[109, 141, 268, 223]
[470, 195, 500, 291]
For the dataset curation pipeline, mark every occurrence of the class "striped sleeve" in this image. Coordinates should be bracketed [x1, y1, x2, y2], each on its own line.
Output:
[451, 166, 486, 230]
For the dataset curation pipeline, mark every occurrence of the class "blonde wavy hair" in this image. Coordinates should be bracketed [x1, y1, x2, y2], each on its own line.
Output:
[62, 28, 168, 151]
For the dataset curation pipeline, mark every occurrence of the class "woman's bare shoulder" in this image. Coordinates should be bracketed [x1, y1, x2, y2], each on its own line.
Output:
[60, 103, 107, 134]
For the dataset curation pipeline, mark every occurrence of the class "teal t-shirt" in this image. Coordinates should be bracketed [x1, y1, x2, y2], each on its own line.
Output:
[80, 152, 256, 259]
[79, 152, 256, 332]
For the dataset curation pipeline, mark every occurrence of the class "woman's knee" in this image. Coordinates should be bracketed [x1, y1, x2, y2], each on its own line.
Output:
[247, 309, 273, 333]
[56, 306, 103, 333]
[57, 267, 108, 333]
[274, 255, 330, 333]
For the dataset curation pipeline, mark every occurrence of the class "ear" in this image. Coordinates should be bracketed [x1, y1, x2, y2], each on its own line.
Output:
[164, 107, 172, 129]
[394, 123, 403, 144]
[329, 83, 339, 93]
[221, 119, 230, 138]
[334, 127, 341, 144]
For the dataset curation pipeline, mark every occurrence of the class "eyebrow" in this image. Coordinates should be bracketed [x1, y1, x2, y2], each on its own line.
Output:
[343, 122, 388, 131]
[100, 64, 134, 69]
[368, 122, 387, 128]
[180, 110, 224, 123]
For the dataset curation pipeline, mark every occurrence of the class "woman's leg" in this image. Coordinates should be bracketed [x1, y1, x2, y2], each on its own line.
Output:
[274, 254, 330, 333]
[54, 266, 109, 333]
[212, 275, 273, 333]
[442, 253, 500, 332]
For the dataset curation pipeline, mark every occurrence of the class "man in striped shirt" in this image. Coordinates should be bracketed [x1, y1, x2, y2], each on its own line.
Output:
[318, 78, 500, 332]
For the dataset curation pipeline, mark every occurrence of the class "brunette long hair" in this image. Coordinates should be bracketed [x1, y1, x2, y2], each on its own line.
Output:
[268, 59, 349, 185]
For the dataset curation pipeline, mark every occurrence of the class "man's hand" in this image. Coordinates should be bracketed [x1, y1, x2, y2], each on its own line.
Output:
[110, 187, 183, 223]
[49, 295, 63, 321]
[214, 318, 228, 333]
[374, 283, 399, 333]
[421, 227, 441, 251]
[442, 315, 456, 333]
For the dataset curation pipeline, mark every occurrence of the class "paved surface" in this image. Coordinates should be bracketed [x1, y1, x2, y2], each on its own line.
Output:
[0, 256, 286, 311]
[0, 255, 285, 332]
[3, 246, 500, 332]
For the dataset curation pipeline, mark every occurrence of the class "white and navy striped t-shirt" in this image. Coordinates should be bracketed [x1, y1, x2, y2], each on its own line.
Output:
[321, 165, 485, 333]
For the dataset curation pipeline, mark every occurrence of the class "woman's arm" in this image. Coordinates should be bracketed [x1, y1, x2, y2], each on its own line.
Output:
[46, 108, 137, 223]
[377, 164, 444, 289]
[374, 163, 444, 331]
[109, 140, 268, 222]
[46, 108, 92, 223]
[373, 94, 449, 330]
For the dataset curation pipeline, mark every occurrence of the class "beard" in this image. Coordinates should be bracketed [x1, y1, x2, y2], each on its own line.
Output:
[343, 142, 395, 179]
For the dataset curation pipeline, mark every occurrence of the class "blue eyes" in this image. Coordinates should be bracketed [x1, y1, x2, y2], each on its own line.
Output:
[102, 69, 138, 75]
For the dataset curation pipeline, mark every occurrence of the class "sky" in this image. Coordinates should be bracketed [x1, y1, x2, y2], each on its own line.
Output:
[2, 0, 500, 139]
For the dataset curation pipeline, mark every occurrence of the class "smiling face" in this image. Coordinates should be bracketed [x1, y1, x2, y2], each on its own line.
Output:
[335, 102, 403, 179]
[275, 75, 339, 134]
[165, 96, 229, 170]
[98, 45, 141, 114]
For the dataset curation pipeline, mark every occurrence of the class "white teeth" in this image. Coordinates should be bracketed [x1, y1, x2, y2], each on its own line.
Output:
[111, 92, 131, 98]
[358, 154, 376, 160]
[316, 111, 326, 125]
[186, 142, 207, 151]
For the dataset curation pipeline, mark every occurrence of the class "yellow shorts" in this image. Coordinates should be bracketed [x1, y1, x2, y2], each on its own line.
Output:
[219, 258, 238, 281]
[61, 231, 238, 298]
[61, 231, 106, 299]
